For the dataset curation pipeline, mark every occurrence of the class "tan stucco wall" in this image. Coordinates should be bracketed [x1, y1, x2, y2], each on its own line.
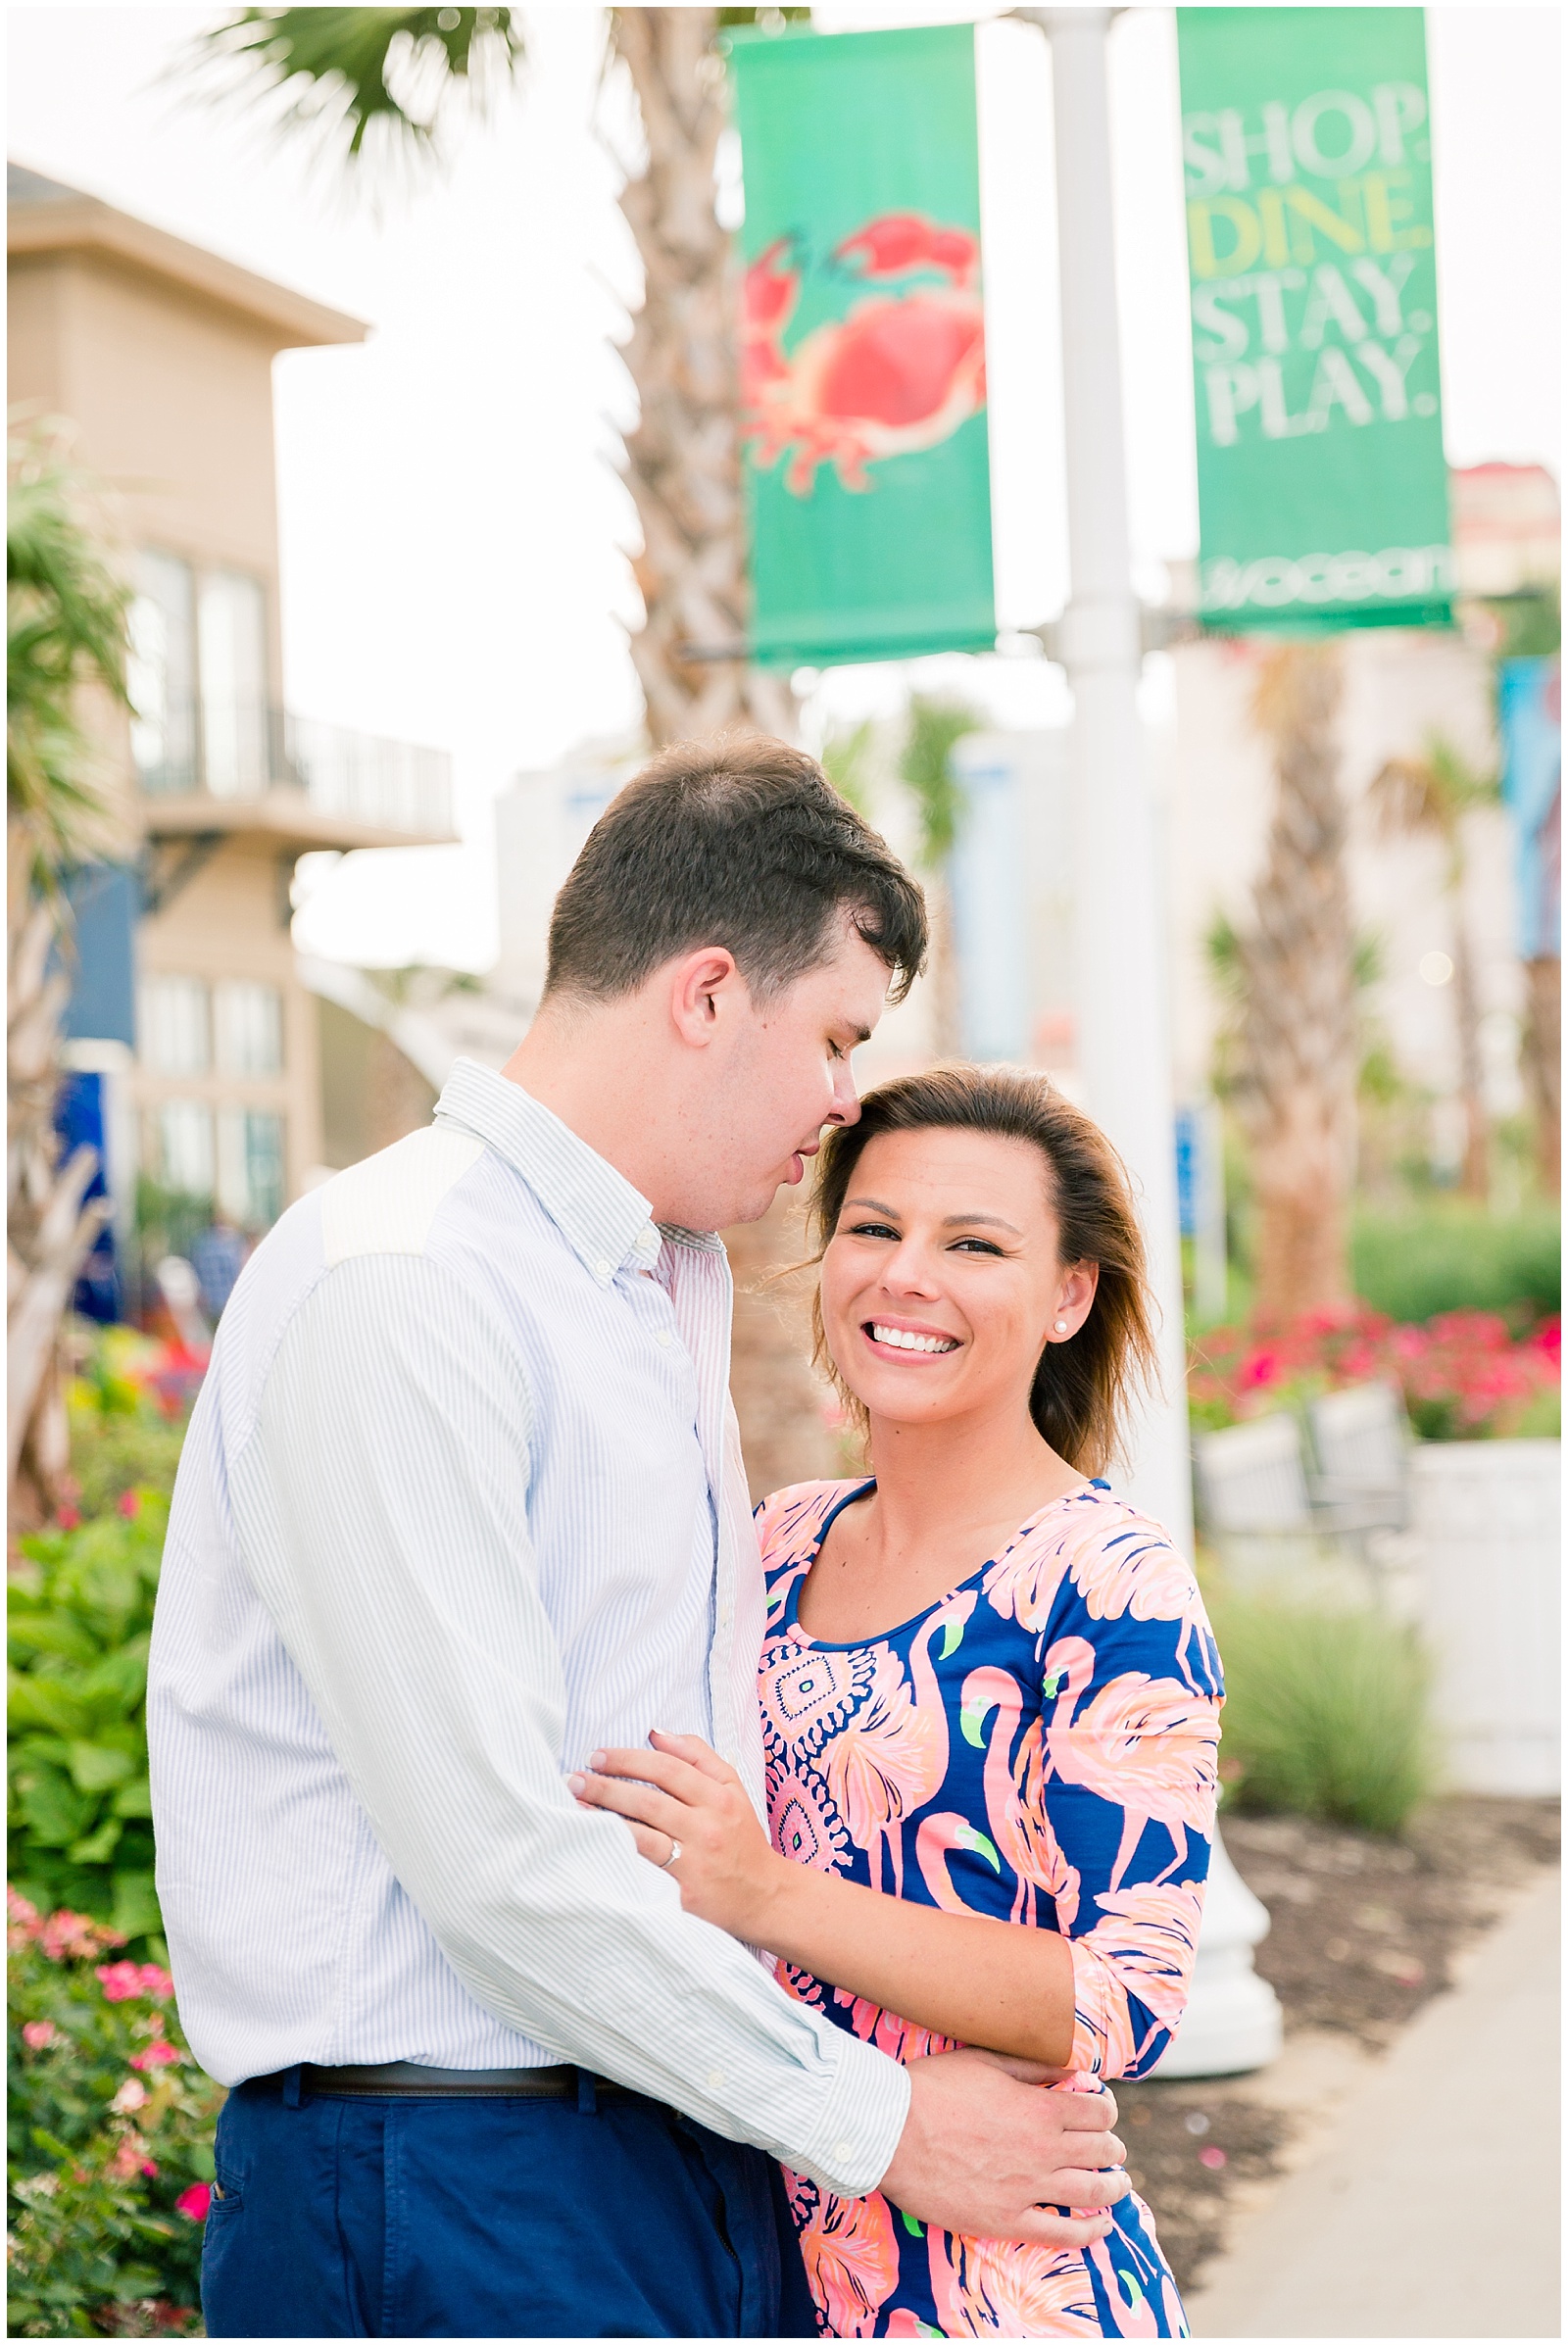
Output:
[9, 241, 319, 1212]
[137, 841, 324, 1197]
[8, 247, 285, 684]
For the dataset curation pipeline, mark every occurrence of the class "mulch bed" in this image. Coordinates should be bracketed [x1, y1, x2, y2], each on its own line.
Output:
[1114, 1795, 1560, 2296]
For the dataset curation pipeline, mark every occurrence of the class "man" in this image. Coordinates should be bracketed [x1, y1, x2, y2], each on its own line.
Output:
[149, 736, 1129, 2339]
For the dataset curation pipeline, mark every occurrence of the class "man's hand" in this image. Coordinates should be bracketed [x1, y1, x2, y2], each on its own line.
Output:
[878, 2049, 1129, 2248]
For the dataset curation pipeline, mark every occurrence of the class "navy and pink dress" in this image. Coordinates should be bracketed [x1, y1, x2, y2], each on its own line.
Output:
[757, 1477, 1224, 2339]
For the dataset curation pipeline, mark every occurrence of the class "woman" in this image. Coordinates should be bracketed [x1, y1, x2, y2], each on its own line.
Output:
[573, 1067, 1223, 2338]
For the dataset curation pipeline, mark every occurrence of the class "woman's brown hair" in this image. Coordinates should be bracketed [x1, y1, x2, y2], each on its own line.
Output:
[808, 1064, 1159, 1477]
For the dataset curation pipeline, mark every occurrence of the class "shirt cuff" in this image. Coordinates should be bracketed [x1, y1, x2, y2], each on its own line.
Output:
[783, 2025, 912, 2199]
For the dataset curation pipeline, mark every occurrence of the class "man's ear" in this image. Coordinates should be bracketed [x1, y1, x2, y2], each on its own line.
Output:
[667, 947, 744, 1048]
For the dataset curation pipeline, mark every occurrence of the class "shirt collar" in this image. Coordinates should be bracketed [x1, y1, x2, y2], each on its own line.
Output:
[434, 1059, 662, 1286]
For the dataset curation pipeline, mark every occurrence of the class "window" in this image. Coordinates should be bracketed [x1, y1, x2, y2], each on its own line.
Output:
[218, 1108, 285, 1230]
[214, 981, 283, 1077]
[156, 1102, 214, 1199]
[128, 552, 197, 794]
[140, 975, 210, 1077]
[198, 571, 269, 798]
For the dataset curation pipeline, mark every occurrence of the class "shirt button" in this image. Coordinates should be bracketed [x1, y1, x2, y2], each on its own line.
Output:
[832, 2139, 854, 2165]
[707, 2068, 726, 2091]
[656, 1330, 673, 1347]
[594, 1258, 612, 1280]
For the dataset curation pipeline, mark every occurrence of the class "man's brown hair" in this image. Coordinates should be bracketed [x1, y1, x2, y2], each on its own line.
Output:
[544, 733, 927, 1006]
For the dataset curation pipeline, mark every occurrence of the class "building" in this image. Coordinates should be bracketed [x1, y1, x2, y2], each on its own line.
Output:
[7, 164, 456, 1295]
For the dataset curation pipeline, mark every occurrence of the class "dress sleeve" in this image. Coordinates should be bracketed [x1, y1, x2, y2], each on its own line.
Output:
[1031, 1511, 1224, 2080]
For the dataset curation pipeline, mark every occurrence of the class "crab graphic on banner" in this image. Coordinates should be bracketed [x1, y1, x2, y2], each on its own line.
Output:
[726, 23, 997, 668]
[742, 211, 987, 496]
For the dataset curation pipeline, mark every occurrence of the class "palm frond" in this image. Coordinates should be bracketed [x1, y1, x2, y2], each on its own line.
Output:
[820, 718, 875, 817]
[7, 428, 129, 886]
[198, 8, 523, 162]
[898, 695, 981, 868]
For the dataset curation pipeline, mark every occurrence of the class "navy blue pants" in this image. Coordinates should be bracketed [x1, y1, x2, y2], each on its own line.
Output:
[203, 2070, 818, 2338]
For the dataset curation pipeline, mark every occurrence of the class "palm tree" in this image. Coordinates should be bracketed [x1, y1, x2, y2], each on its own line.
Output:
[899, 694, 981, 1057]
[1221, 641, 1357, 1324]
[200, 5, 831, 1488]
[200, 5, 803, 750]
[1368, 734, 1500, 1202]
[8, 427, 129, 1523]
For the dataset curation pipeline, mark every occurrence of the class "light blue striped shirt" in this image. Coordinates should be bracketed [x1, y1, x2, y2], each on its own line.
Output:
[148, 1059, 909, 2195]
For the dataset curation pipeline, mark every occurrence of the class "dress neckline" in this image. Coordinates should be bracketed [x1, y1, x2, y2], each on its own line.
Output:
[784, 1475, 1112, 1652]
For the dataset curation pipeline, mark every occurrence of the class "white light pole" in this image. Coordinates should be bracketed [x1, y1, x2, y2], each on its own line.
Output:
[1021, 3, 1192, 1554]
[1019, 9, 1282, 2082]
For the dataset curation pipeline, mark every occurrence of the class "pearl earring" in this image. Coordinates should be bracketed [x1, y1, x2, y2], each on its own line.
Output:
[1054, 1319, 1069, 1336]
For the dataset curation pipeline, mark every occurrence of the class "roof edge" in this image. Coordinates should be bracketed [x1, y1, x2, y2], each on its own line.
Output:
[7, 181, 368, 349]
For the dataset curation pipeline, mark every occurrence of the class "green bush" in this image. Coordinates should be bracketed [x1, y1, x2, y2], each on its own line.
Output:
[1351, 1205, 1560, 1326]
[1211, 1589, 1434, 1834]
[8, 1494, 167, 1951]
[7, 1891, 220, 2336]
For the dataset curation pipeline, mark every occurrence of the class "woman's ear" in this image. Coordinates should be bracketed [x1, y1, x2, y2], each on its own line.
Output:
[1049, 1261, 1100, 1340]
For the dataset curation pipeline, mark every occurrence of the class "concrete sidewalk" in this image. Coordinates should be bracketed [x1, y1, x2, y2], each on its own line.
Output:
[1187, 1865, 1561, 2339]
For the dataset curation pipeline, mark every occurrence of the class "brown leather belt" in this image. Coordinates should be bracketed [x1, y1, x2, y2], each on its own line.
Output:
[254, 2061, 625, 2099]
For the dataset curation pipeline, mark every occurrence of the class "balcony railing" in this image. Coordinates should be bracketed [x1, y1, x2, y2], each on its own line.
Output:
[133, 700, 453, 839]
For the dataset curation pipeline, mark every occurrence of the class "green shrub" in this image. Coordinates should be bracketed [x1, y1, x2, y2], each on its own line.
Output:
[7, 1890, 220, 2337]
[8, 1494, 168, 1951]
[1211, 1589, 1434, 1834]
[1351, 1205, 1560, 1326]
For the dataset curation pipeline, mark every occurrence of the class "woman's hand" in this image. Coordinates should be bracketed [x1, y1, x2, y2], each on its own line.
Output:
[568, 1731, 788, 1944]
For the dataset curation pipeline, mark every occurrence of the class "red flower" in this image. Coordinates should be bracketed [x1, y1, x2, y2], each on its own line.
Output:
[57, 1504, 82, 1530]
[118, 1489, 142, 1519]
[175, 2183, 213, 2223]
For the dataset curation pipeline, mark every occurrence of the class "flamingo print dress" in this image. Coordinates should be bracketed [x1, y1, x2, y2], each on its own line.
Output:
[758, 1477, 1224, 2340]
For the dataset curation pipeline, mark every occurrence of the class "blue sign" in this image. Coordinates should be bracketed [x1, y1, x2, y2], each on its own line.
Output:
[55, 1070, 120, 1324]
[1499, 658, 1561, 961]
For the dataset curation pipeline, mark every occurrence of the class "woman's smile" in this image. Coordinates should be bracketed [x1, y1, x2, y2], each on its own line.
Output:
[861, 1315, 962, 1359]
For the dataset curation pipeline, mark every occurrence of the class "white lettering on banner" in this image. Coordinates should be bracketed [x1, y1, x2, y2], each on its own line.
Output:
[1200, 544, 1454, 612]
[1348, 253, 1417, 336]
[1183, 81, 1429, 194]
[1299, 264, 1368, 349]
[1290, 89, 1376, 179]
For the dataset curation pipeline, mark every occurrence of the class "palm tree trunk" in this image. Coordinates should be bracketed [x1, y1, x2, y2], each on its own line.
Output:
[7, 882, 112, 1524]
[613, 7, 793, 750]
[1522, 954, 1561, 1196]
[1447, 886, 1490, 1201]
[613, 8, 836, 1488]
[1234, 643, 1357, 1324]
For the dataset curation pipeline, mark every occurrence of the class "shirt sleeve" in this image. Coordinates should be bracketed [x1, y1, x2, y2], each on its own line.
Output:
[230, 1252, 909, 2195]
[1032, 1533, 1224, 2081]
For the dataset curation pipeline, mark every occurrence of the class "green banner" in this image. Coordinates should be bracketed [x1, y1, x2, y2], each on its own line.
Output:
[1177, 8, 1451, 630]
[726, 24, 995, 668]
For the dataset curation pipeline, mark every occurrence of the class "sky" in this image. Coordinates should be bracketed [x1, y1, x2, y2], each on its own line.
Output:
[9, 2, 1562, 970]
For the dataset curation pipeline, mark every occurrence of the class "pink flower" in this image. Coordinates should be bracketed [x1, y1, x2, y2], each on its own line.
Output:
[118, 1490, 141, 1520]
[142, 2159, 160, 2178]
[7, 1887, 42, 1938]
[108, 2132, 149, 2180]
[175, 2184, 213, 2223]
[57, 1504, 81, 1530]
[98, 1960, 148, 2002]
[129, 2040, 182, 2071]
[23, 2020, 58, 2049]
[42, 1909, 122, 1962]
[112, 2077, 148, 2113]
[138, 1964, 176, 2002]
